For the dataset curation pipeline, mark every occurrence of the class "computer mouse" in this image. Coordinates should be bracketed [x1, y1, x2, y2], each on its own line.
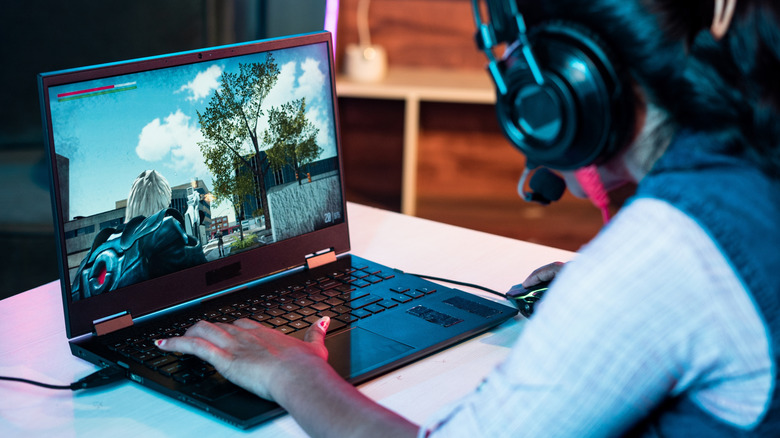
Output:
[506, 280, 551, 318]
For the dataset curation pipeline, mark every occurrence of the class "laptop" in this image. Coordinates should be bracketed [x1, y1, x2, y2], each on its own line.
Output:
[38, 31, 518, 429]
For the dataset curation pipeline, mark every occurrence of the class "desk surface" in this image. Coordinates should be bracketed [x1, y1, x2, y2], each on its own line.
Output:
[0, 203, 574, 437]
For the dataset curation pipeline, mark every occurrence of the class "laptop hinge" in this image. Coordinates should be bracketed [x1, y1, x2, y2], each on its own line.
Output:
[305, 248, 337, 269]
[93, 312, 134, 336]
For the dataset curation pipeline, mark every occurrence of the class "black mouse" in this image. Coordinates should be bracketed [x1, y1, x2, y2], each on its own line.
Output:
[506, 280, 551, 318]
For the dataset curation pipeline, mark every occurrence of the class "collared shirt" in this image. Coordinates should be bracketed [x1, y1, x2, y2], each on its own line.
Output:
[420, 197, 772, 437]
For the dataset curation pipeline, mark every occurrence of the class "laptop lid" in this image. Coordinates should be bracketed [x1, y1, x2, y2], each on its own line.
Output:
[38, 31, 350, 339]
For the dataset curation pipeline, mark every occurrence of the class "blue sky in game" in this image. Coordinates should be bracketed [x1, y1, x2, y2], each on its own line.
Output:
[48, 41, 337, 222]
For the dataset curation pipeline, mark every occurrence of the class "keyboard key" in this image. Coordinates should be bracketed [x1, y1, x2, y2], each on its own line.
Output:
[289, 320, 310, 330]
[146, 354, 178, 370]
[351, 308, 372, 319]
[282, 312, 303, 322]
[266, 308, 285, 317]
[266, 318, 287, 327]
[376, 270, 396, 280]
[350, 294, 383, 309]
[293, 298, 314, 307]
[296, 307, 318, 316]
[324, 297, 345, 306]
[405, 290, 425, 299]
[331, 305, 351, 314]
[339, 290, 369, 302]
[280, 303, 300, 312]
[303, 315, 322, 324]
[134, 341, 156, 352]
[318, 280, 340, 290]
[390, 286, 410, 294]
[212, 315, 236, 323]
[334, 285, 356, 294]
[364, 275, 383, 284]
[275, 325, 296, 334]
[173, 369, 203, 384]
[130, 350, 160, 364]
[311, 302, 331, 311]
[251, 314, 271, 322]
[351, 279, 371, 288]
[336, 314, 359, 324]
[275, 296, 294, 305]
[364, 304, 385, 314]
[159, 361, 185, 376]
[303, 286, 322, 295]
[378, 300, 398, 309]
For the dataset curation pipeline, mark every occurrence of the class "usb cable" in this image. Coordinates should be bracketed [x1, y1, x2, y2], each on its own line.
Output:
[0, 366, 124, 391]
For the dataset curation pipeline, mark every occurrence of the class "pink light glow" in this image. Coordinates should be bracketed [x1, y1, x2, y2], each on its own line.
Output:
[324, 0, 339, 58]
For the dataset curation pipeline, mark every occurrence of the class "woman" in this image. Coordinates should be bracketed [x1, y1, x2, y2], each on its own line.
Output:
[157, 0, 780, 436]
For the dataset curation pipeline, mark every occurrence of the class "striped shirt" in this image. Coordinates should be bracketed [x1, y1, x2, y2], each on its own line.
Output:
[421, 197, 772, 437]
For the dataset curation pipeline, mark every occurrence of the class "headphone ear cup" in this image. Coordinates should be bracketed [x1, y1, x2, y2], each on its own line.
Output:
[496, 21, 635, 170]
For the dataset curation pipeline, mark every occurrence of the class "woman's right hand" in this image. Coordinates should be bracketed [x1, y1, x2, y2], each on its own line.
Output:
[521, 261, 565, 288]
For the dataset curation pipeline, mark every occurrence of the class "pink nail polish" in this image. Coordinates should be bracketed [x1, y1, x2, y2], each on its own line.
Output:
[154, 339, 165, 347]
[318, 316, 330, 330]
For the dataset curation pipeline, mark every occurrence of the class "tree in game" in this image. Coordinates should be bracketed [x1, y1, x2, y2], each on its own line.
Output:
[263, 98, 323, 186]
[201, 149, 255, 242]
[197, 54, 279, 232]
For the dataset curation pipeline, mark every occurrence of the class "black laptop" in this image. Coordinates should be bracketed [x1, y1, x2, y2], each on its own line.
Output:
[38, 31, 518, 429]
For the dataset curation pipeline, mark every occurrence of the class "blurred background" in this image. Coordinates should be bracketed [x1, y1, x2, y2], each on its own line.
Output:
[0, 0, 602, 301]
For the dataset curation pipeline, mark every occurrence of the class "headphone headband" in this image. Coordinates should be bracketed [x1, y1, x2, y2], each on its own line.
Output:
[472, 0, 634, 170]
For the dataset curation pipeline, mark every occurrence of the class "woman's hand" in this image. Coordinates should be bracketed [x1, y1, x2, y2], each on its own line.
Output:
[156, 316, 419, 438]
[155, 316, 331, 401]
[521, 261, 565, 289]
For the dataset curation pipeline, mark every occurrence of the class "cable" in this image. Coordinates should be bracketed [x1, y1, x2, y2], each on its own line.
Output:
[0, 376, 71, 390]
[397, 269, 551, 318]
[393, 269, 507, 298]
[0, 366, 125, 391]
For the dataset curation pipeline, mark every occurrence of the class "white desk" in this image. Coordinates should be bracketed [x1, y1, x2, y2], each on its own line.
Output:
[336, 68, 495, 216]
[0, 203, 574, 437]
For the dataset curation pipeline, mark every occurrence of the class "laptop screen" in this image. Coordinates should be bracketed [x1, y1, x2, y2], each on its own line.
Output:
[40, 33, 348, 334]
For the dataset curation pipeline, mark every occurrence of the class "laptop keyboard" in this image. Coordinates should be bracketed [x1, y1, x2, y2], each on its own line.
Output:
[100, 262, 437, 385]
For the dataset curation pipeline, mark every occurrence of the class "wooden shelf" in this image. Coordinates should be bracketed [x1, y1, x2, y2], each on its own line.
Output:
[336, 67, 496, 215]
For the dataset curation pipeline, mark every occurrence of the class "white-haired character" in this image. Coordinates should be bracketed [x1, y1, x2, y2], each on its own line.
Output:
[71, 169, 206, 301]
[125, 170, 172, 222]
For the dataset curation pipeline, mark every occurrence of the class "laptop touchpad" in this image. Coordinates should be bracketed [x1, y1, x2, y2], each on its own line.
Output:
[326, 327, 414, 379]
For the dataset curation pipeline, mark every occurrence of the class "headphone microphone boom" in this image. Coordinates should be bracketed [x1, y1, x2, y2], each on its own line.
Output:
[519, 167, 566, 205]
[528, 167, 566, 204]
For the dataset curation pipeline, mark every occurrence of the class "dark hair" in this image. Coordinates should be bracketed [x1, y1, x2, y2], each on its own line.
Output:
[517, 0, 780, 176]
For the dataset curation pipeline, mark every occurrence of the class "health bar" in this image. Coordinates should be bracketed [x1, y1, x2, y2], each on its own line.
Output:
[57, 82, 137, 102]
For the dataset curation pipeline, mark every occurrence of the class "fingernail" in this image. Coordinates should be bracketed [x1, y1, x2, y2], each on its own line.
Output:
[318, 316, 330, 331]
[154, 339, 166, 348]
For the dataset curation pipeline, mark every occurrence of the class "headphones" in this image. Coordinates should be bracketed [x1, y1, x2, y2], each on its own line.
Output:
[471, 0, 635, 170]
